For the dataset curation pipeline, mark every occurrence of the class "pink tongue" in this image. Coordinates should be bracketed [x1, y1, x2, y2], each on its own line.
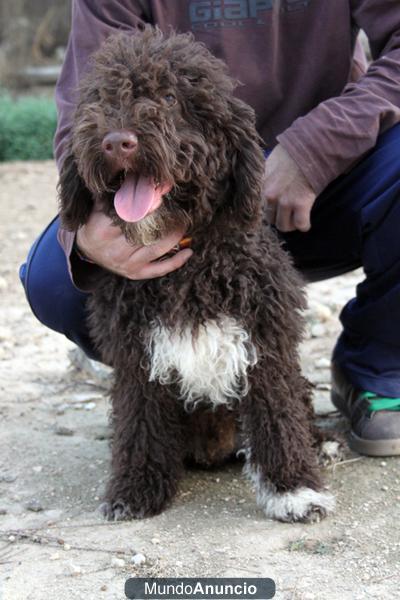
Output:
[114, 174, 171, 222]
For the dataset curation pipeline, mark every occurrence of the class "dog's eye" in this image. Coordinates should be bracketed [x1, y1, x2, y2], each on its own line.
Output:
[164, 93, 177, 107]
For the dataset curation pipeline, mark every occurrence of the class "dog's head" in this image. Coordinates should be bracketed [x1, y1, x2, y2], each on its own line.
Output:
[59, 27, 265, 245]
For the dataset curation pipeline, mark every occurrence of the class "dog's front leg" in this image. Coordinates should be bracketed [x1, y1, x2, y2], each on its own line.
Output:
[100, 372, 184, 521]
[240, 363, 335, 523]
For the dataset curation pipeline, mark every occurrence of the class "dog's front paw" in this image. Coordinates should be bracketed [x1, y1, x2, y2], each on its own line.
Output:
[99, 491, 168, 521]
[100, 470, 179, 521]
[257, 484, 335, 523]
[98, 499, 143, 521]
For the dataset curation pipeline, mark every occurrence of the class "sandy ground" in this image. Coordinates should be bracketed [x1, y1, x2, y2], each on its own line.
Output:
[0, 161, 399, 600]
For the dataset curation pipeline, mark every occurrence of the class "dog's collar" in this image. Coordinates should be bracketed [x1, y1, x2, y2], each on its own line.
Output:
[162, 237, 192, 260]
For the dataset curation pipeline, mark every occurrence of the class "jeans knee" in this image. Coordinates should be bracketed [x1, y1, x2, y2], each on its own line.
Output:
[20, 251, 56, 329]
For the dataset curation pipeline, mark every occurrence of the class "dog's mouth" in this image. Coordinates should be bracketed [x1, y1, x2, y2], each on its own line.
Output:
[112, 170, 173, 223]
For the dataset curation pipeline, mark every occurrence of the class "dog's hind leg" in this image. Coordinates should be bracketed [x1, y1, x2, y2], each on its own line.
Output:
[240, 362, 335, 523]
[100, 370, 185, 521]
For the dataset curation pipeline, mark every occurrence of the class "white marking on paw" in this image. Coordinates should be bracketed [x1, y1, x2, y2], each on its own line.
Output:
[147, 317, 257, 408]
[244, 463, 335, 522]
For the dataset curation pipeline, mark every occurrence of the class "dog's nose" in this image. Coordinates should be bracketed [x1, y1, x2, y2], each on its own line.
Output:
[102, 130, 138, 160]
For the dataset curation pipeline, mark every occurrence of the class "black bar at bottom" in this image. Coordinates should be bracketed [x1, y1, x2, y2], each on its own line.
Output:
[125, 577, 276, 600]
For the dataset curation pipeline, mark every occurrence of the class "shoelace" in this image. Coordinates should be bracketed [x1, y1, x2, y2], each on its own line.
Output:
[361, 391, 400, 413]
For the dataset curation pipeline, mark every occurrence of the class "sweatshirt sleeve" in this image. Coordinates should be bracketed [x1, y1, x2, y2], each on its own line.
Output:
[55, 0, 149, 291]
[277, 0, 400, 195]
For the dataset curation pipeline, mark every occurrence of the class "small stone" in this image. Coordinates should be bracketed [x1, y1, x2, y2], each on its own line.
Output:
[314, 302, 332, 322]
[380, 461, 387, 467]
[32, 466, 43, 473]
[84, 402, 97, 411]
[381, 486, 389, 492]
[50, 552, 60, 561]
[311, 324, 326, 338]
[71, 392, 103, 404]
[315, 357, 330, 369]
[0, 508, 7, 515]
[316, 383, 331, 391]
[131, 553, 146, 566]
[63, 544, 71, 551]
[100, 585, 108, 592]
[0, 276, 8, 291]
[312, 370, 331, 385]
[111, 557, 126, 568]
[55, 426, 75, 437]
[0, 326, 12, 341]
[26, 499, 43, 512]
[94, 427, 112, 441]
[1, 473, 17, 483]
[70, 563, 84, 576]
[8, 535, 16, 542]
[151, 537, 160, 545]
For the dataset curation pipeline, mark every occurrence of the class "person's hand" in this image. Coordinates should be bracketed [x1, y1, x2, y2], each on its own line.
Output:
[76, 206, 192, 280]
[263, 144, 317, 232]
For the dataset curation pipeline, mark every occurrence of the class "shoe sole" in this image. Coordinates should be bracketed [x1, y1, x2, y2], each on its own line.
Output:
[332, 390, 400, 457]
[348, 432, 400, 457]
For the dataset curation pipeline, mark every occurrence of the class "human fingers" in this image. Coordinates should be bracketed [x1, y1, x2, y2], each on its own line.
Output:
[76, 212, 122, 260]
[129, 229, 187, 263]
[130, 248, 193, 280]
[265, 201, 277, 225]
[275, 200, 296, 232]
[292, 202, 312, 232]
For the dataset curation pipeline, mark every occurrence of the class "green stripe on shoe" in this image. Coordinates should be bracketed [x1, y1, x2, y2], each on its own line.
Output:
[361, 391, 400, 412]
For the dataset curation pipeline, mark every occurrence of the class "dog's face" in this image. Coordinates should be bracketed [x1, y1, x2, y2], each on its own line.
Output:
[59, 27, 265, 245]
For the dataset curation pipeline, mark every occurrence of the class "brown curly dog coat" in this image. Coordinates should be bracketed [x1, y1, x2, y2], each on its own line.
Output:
[59, 27, 335, 522]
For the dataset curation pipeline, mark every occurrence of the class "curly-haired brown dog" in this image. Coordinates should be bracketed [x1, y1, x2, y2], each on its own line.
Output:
[59, 27, 335, 523]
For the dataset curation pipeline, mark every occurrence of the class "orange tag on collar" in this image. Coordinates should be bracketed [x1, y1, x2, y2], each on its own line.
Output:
[178, 237, 192, 250]
[158, 237, 193, 261]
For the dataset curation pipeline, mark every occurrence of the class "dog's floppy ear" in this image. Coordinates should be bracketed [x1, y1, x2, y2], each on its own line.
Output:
[227, 97, 265, 227]
[58, 152, 94, 231]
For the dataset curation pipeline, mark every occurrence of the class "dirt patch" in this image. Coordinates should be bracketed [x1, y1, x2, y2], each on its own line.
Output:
[0, 161, 399, 599]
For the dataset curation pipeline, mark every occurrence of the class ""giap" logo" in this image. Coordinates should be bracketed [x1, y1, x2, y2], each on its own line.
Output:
[189, 0, 310, 27]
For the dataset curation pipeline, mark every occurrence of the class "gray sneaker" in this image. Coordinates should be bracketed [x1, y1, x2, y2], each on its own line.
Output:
[331, 363, 400, 456]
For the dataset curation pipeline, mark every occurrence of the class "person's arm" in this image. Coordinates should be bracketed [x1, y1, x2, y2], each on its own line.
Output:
[276, 0, 400, 195]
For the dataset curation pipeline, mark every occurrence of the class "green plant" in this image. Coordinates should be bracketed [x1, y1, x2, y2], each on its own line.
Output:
[0, 93, 57, 161]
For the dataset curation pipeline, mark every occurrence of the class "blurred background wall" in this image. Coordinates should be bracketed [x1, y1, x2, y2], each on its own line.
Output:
[0, 1, 72, 161]
[0, 0, 71, 89]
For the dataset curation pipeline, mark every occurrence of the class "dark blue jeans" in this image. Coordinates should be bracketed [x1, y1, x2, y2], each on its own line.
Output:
[20, 124, 400, 396]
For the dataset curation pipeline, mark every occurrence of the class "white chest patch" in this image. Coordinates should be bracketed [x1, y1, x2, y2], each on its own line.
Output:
[147, 317, 257, 408]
